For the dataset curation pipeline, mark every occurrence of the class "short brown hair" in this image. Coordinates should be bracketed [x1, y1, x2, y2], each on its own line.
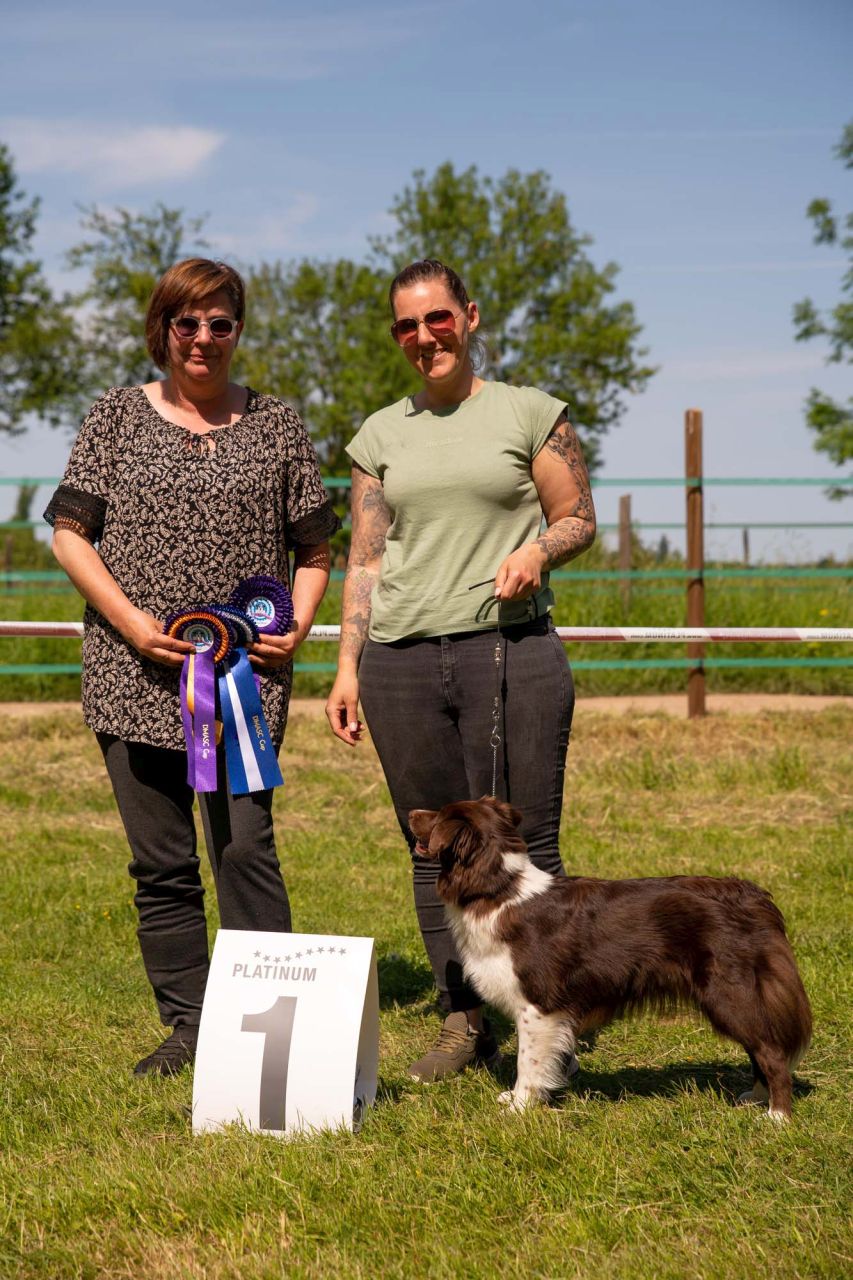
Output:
[145, 258, 246, 370]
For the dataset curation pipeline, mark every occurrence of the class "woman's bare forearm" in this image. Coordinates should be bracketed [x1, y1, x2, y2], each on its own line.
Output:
[535, 514, 596, 569]
[337, 466, 390, 671]
[52, 527, 192, 664]
[52, 528, 137, 633]
[338, 564, 379, 670]
[290, 543, 331, 642]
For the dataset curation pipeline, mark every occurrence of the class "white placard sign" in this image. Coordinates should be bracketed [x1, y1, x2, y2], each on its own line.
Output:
[192, 930, 378, 1137]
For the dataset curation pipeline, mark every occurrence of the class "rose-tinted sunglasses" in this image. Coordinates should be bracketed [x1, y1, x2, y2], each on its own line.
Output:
[170, 316, 239, 340]
[390, 308, 463, 346]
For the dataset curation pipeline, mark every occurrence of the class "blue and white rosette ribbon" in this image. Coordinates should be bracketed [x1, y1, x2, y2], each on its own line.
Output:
[164, 576, 291, 796]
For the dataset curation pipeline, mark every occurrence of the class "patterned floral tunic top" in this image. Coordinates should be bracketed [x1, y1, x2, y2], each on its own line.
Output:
[45, 386, 340, 750]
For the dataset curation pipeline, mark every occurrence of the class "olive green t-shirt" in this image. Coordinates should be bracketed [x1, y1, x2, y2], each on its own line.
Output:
[345, 381, 567, 642]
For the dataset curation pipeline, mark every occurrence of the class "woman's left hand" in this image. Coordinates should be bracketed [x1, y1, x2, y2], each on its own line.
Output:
[247, 626, 306, 670]
[494, 544, 547, 601]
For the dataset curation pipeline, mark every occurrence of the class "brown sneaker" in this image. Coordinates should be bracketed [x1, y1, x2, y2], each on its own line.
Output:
[408, 1011, 502, 1082]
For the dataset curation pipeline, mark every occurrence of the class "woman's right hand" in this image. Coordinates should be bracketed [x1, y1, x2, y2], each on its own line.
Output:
[122, 606, 195, 667]
[325, 670, 364, 746]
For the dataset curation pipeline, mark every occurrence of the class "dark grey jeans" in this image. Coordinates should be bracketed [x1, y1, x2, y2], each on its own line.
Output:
[98, 735, 291, 1028]
[358, 617, 574, 1012]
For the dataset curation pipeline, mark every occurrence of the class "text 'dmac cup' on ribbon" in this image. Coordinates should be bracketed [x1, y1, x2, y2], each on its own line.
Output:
[162, 579, 291, 796]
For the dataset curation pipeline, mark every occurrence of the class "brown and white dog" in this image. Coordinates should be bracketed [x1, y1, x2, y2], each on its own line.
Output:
[409, 797, 812, 1119]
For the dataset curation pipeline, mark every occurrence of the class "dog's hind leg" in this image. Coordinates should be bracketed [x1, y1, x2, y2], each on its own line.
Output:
[736, 1052, 770, 1109]
[498, 1006, 575, 1112]
[698, 982, 795, 1120]
[750, 1043, 793, 1121]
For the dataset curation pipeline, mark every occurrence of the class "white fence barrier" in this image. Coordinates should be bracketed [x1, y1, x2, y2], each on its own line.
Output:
[1, 623, 851, 643]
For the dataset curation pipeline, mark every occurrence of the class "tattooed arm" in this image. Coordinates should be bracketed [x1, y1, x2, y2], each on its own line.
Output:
[325, 464, 391, 746]
[494, 413, 596, 602]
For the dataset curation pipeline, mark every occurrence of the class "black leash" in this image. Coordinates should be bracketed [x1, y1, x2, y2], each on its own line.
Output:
[489, 631, 506, 798]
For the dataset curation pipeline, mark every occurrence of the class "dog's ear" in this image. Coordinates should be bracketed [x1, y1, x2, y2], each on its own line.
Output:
[441, 818, 484, 867]
[478, 795, 523, 830]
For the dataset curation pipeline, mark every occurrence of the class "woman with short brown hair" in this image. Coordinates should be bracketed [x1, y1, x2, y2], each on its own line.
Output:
[46, 257, 339, 1077]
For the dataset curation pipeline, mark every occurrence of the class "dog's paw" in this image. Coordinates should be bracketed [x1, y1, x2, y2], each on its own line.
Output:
[497, 1088, 537, 1113]
[736, 1083, 770, 1108]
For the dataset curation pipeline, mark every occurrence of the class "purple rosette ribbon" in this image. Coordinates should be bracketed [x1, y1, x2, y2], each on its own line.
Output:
[165, 609, 231, 793]
[228, 575, 294, 636]
[163, 579, 292, 796]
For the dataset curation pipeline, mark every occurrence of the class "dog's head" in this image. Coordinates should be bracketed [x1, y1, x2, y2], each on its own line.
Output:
[408, 797, 527, 907]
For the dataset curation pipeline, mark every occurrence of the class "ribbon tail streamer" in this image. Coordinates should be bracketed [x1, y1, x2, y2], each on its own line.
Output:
[180, 655, 195, 788]
[219, 648, 283, 795]
[189, 650, 219, 793]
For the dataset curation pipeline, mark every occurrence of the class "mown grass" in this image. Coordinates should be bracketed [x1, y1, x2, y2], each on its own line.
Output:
[1, 567, 851, 701]
[1, 706, 851, 1279]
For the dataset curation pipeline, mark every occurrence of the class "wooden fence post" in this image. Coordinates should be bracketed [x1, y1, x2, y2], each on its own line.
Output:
[685, 409, 706, 718]
[618, 494, 632, 613]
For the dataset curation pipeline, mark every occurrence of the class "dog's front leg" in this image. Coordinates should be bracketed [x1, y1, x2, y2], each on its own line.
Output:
[498, 1006, 572, 1112]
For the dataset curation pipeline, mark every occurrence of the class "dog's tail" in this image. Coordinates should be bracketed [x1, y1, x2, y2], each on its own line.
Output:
[759, 941, 812, 1070]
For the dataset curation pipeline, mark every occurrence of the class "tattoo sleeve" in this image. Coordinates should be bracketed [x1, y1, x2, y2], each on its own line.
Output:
[339, 466, 392, 664]
[534, 416, 596, 570]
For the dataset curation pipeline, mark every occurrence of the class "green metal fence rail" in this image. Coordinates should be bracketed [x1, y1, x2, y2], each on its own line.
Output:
[3, 471, 849, 694]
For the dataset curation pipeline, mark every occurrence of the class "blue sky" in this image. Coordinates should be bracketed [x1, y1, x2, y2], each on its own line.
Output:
[2, 0, 851, 559]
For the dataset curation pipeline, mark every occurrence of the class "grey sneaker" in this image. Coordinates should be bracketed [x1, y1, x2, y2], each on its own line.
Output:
[408, 1011, 502, 1082]
[133, 1026, 198, 1077]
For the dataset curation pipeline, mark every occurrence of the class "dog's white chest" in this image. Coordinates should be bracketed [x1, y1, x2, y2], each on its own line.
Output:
[446, 908, 525, 1016]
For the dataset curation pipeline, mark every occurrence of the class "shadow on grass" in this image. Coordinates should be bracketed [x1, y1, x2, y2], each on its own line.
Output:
[376, 952, 435, 1009]
[552, 1060, 814, 1106]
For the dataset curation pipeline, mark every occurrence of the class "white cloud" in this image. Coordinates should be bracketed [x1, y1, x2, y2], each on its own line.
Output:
[1, 118, 225, 188]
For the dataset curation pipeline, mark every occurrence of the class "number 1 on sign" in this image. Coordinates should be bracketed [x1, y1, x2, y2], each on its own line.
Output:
[241, 996, 298, 1131]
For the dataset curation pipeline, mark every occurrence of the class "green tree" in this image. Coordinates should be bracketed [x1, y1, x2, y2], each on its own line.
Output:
[371, 163, 656, 469]
[793, 121, 853, 490]
[57, 165, 653, 475]
[237, 258, 411, 472]
[0, 143, 79, 435]
[65, 203, 208, 404]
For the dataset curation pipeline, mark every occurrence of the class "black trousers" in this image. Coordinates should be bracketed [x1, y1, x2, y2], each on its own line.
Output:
[358, 618, 574, 1012]
[98, 735, 291, 1028]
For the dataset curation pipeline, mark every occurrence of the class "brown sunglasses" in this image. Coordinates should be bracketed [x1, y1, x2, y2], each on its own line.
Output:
[390, 308, 463, 346]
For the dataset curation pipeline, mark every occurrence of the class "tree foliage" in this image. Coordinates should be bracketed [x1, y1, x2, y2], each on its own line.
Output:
[27, 162, 653, 475]
[372, 163, 656, 469]
[0, 144, 79, 435]
[65, 203, 208, 405]
[237, 259, 411, 471]
[793, 121, 853, 488]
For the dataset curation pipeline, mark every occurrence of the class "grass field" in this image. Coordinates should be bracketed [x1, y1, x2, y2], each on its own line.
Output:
[1, 704, 851, 1279]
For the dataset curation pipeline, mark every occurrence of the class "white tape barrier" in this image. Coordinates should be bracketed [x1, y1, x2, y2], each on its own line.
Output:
[1, 622, 851, 643]
[192, 930, 378, 1137]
